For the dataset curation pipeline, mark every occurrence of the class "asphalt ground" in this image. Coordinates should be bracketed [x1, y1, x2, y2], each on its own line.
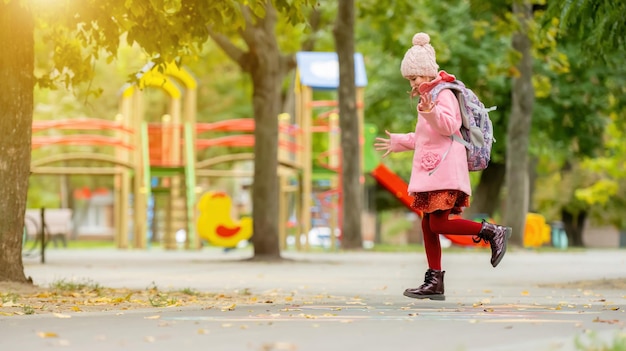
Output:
[1, 247, 625, 351]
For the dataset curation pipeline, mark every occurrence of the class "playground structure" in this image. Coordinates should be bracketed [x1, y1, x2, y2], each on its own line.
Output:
[294, 51, 370, 248]
[29, 54, 372, 250]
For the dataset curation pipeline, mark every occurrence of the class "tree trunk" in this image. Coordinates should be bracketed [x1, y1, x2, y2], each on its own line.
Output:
[465, 162, 505, 219]
[504, 0, 534, 247]
[561, 208, 585, 247]
[333, 0, 363, 249]
[0, 1, 34, 283]
[247, 6, 283, 260]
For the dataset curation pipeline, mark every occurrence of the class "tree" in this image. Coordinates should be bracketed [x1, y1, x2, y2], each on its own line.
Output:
[0, 1, 34, 283]
[333, 0, 363, 249]
[504, 0, 534, 246]
[0, 0, 312, 283]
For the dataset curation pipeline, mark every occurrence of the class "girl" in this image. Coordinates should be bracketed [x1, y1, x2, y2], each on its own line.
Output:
[374, 32, 511, 301]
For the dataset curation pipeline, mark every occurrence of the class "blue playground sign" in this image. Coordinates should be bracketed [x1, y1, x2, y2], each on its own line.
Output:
[296, 52, 368, 90]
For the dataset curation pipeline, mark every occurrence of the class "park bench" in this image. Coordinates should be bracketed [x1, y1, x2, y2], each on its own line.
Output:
[24, 209, 73, 248]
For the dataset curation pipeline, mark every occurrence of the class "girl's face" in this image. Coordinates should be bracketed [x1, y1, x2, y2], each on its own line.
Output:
[406, 75, 432, 97]
[406, 75, 431, 89]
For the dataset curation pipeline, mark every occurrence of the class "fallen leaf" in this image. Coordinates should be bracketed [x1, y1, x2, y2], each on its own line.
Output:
[603, 307, 620, 311]
[144, 315, 161, 320]
[593, 317, 620, 324]
[260, 341, 297, 351]
[221, 304, 236, 311]
[53, 313, 71, 319]
[520, 291, 530, 296]
[37, 332, 59, 338]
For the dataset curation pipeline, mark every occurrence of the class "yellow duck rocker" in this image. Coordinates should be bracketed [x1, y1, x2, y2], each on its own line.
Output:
[197, 191, 252, 248]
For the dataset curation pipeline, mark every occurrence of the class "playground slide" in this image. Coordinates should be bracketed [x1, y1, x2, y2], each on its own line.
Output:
[370, 163, 487, 248]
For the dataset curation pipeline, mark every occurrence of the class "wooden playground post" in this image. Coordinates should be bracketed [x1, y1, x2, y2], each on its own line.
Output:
[278, 175, 289, 250]
[114, 108, 131, 248]
[180, 69, 199, 250]
[132, 90, 149, 249]
[328, 112, 340, 249]
[183, 122, 198, 249]
[298, 84, 313, 251]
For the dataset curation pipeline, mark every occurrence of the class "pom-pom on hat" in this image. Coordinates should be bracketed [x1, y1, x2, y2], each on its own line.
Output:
[400, 32, 439, 78]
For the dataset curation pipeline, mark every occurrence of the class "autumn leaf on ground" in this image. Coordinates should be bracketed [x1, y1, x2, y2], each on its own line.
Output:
[260, 341, 297, 351]
[53, 313, 71, 319]
[37, 332, 59, 338]
[221, 303, 236, 311]
[593, 317, 620, 324]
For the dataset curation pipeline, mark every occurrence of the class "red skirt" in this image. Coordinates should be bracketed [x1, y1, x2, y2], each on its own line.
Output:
[410, 190, 470, 215]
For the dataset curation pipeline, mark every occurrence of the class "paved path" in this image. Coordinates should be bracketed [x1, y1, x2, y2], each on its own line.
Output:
[2, 247, 625, 351]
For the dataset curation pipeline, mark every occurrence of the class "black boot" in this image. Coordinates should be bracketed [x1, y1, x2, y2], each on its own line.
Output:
[474, 220, 512, 268]
[403, 269, 445, 300]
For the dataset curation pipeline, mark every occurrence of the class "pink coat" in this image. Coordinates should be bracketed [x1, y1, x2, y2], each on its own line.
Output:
[389, 71, 471, 196]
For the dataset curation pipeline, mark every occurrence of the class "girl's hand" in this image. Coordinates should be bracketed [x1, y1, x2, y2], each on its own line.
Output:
[418, 92, 435, 112]
[374, 130, 392, 158]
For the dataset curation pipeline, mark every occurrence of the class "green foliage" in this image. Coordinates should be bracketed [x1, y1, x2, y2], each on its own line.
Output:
[546, 0, 626, 63]
[531, 11, 626, 227]
[574, 113, 626, 230]
[575, 331, 626, 351]
[26, 0, 315, 91]
[531, 41, 609, 160]
[379, 211, 413, 239]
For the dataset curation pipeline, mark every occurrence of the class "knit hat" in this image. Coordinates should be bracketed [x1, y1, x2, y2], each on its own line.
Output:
[400, 32, 439, 78]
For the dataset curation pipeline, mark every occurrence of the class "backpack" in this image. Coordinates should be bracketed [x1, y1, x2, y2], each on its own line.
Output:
[429, 80, 496, 172]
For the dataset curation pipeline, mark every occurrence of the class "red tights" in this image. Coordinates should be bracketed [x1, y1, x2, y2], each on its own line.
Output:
[421, 210, 483, 270]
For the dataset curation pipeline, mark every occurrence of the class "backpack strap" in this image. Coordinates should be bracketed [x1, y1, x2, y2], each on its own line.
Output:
[451, 134, 470, 149]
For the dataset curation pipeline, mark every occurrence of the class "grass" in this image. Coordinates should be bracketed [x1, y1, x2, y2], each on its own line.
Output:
[50, 278, 103, 294]
[576, 332, 626, 351]
[65, 240, 121, 249]
[1, 293, 19, 304]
